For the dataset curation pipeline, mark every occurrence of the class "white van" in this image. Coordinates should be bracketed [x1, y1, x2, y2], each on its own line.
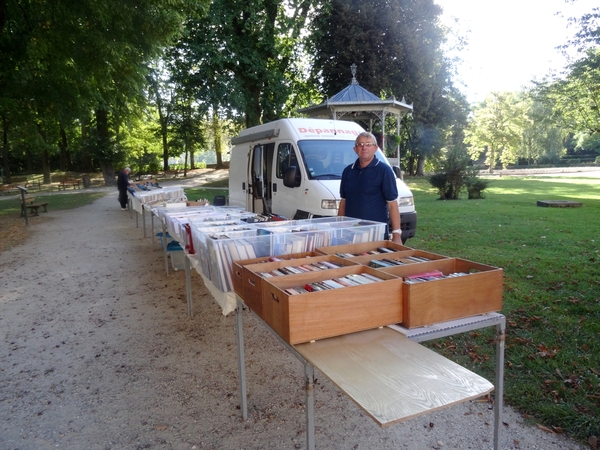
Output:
[228, 118, 417, 241]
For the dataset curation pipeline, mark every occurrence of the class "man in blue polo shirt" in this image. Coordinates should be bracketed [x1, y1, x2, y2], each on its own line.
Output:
[338, 132, 402, 243]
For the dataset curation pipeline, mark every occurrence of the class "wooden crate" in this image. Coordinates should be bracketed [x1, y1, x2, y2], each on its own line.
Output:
[379, 258, 503, 328]
[315, 240, 412, 258]
[232, 251, 323, 303]
[233, 254, 357, 318]
[261, 265, 402, 344]
[348, 248, 449, 267]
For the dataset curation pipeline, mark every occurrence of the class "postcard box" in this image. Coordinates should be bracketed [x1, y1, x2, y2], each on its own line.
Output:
[235, 255, 358, 318]
[379, 258, 503, 328]
[315, 240, 413, 257]
[348, 248, 449, 267]
[261, 265, 402, 344]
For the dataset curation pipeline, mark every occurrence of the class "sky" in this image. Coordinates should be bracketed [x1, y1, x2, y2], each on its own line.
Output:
[435, 0, 598, 104]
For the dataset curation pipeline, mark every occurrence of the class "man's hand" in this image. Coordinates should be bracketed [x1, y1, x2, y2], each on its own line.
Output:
[390, 233, 403, 244]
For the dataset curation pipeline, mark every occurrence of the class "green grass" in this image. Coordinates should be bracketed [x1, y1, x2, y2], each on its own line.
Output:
[183, 174, 228, 201]
[0, 192, 105, 219]
[405, 176, 600, 442]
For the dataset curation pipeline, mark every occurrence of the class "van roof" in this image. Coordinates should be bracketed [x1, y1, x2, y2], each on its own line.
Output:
[232, 118, 365, 145]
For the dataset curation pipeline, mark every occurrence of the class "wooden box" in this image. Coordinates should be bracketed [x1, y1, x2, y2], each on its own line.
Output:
[348, 248, 449, 267]
[379, 258, 503, 328]
[261, 265, 402, 344]
[315, 240, 412, 258]
[234, 254, 357, 319]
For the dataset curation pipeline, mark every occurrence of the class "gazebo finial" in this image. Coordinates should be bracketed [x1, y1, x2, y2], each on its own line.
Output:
[351, 63, 358, 85]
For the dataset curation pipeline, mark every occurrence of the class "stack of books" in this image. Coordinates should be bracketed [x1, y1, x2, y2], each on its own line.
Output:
[368, 255, 432, 268]
[258, 260, 343, 278]
[404, 271, 470, 284]
[284, 272, 384, 295]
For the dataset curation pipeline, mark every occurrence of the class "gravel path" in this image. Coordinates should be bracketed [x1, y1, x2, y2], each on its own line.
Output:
[0, 190, 588, 450]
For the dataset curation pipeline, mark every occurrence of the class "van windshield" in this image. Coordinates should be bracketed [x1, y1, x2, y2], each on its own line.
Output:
[297, 139, 388, 179]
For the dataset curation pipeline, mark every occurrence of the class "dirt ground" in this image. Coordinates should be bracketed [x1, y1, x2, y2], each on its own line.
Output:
[0, 185, 590, 450]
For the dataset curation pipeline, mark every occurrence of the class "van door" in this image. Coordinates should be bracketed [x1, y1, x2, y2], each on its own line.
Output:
[247, 143, 274, 215]
[272, 142, 304, 219]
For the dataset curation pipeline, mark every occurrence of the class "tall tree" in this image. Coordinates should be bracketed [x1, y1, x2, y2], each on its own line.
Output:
[168, 0, 317, 127]
[465, 92, 527, 172]
[309, 0, 463, 175]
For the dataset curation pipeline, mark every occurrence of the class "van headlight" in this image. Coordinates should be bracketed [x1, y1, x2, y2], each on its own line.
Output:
[397, 196, 414, 207]
[321, 199, 340, 209]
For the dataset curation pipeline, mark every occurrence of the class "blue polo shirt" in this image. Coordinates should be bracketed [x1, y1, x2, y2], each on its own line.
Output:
[340, 157, 398, 224]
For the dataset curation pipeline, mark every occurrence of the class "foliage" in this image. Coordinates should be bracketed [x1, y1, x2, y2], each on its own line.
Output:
[407, 175, 600, 443]
[308, 0, 468, 176]
[167, 0, 317, 128]
[465, 92, 528, 172]
[427, 146, 487, 200]
[539, 48, 600, 136]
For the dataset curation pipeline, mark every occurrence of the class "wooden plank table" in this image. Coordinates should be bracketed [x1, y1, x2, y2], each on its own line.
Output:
[233, 300, 505, 450]
[295, 326, 494, 427]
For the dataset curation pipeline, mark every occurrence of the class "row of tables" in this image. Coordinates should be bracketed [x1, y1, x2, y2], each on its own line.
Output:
[128, 192, 506, 450]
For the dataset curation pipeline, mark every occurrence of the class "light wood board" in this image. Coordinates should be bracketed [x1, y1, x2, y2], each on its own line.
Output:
[294, 327, 494, 428]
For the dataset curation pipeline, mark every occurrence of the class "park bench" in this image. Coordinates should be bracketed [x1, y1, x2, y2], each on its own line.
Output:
[0, 183, 19, 195]
[57, 177, 81, 190]
[163, 169, 180, 178]
[20, 194, 49, 216]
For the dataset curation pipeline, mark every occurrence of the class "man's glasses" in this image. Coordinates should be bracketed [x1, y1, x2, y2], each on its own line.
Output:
[355, 143, 376, 148]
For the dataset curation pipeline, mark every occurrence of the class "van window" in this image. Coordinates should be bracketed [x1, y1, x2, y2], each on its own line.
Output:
[276, 143, 299, 178]
[297, 140, 355, 179]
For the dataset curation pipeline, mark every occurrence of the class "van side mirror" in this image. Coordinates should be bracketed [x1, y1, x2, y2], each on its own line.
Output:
[283, 166, 300, 188]
[392, 165, 402, 179]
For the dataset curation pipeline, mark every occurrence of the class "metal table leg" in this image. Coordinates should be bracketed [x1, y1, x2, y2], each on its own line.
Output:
[304, 363, 316, 450]
[235, 300, 248, 420]
[493, 318, 506, 450]
[184, 255, 193, 317]
[142, 207, 147, 238]
[162, 222, 169, 275]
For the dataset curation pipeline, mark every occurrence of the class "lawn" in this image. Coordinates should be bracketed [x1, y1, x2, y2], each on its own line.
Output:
[405, 176, 600, 443]
[2, 176, 598, 442]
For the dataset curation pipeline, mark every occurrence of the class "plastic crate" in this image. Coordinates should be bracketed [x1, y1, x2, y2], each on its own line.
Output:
[167, 241, 185, 271]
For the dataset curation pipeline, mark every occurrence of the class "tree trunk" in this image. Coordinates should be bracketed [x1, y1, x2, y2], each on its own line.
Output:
[1, 114, 10, 184]
[35, 124, 51, 184]
[95, 108, 117, 185]
[80, 118, 94, 172]
[416, 155, 426, 176]
[212, 108, 225, 169]
[59, 125, 71, 172]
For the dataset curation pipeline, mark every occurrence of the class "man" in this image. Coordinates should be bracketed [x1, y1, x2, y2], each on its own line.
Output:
[117, 167, 133, 210]
[338, 132, 402, 243]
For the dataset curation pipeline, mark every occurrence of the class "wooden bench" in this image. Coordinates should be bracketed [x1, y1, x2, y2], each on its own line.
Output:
[57, 178, 81, 190]
[163, 170, 180, 178]
[20, 195, 49, 216]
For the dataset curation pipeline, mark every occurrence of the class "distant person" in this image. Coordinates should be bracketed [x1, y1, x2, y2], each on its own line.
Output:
[117, 167, 133, 210]
[338, 132, 402, 243]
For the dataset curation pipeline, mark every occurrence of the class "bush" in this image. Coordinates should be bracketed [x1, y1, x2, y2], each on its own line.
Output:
[465, 176, 490, 199]
[595, 156, 600, 164]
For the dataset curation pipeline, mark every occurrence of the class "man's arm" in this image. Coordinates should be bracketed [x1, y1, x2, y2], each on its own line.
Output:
[387, 200, 402, 243]
[338, 198, 346, 217]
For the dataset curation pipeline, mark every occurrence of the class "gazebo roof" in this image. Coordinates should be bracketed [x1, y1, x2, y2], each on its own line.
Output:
[297, 64, 413, 122]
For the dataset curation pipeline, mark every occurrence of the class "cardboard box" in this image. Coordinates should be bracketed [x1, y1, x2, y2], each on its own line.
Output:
[260, 265, 402, 344]
[232, 252, 324, 307]
[379, 258, 503, 328]
[235, 254, 357, 318]
[348, 248, 449, 267]
[316, 240, 412, 257]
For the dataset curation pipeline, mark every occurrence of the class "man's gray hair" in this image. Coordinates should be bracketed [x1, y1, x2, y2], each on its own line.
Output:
[355, 132, 377, 145]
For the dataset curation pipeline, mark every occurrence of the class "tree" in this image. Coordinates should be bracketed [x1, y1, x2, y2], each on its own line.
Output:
[0, 0, 203, 182]
[465, 92, 527, 172]
[168, 0, 316, 128]
[309, 0, 465, 175]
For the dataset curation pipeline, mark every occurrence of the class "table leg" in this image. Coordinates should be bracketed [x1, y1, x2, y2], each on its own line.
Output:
[304, 363, 316, 450]
[493, 317, 506, 450]
[184, 256, 193, 317]
[236, 301, 248, 420]
[151, 214, 155, 249]
[142, 208, 147, 238]
[162, 222, 169, 275]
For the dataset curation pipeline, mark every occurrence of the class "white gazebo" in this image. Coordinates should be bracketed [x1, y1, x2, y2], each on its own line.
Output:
[298, 64, 413, 160]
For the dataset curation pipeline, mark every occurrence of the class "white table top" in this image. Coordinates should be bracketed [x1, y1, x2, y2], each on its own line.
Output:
[295, 326, 494, 428]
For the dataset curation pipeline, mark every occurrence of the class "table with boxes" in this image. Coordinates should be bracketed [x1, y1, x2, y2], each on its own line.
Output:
[154, 205, 505, 449]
